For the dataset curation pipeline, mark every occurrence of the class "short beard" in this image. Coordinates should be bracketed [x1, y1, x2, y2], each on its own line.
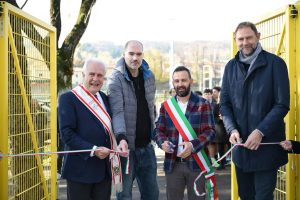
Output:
[176, 85, 191, 97]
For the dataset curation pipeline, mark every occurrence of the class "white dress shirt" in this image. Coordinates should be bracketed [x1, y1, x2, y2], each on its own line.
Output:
[177, 99, 188, 156]
[90, 92, 107, 157]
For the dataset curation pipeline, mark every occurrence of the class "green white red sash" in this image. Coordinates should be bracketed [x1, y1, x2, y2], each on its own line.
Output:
[163, 97, 218, 200]
[72, 84, 122, 193]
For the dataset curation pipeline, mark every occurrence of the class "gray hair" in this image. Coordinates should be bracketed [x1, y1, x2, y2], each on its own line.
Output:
[82, 58, 107, 74]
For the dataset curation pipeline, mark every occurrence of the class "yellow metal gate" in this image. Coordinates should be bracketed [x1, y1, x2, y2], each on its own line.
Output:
[231, 3, 300, 200]
[0, 2, 57, 200]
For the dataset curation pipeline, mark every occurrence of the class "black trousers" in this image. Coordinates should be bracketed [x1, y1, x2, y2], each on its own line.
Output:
[67, 179, 111, 200]
[235, 166, 278, 200]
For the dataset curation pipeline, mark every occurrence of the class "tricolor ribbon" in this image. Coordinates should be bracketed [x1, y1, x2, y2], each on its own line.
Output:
[212, 142, 281, 167]
[164, 97, 218, 199]
[0, 149, 127, 158]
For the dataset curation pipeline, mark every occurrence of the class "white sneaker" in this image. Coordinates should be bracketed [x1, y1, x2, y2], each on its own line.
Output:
[211, 157, 220, 168]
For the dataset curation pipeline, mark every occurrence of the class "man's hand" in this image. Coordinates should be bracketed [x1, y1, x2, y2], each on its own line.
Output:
[161, 141, 175, 153]
[117, 139, 129, 155]
[244, 129, 263, 150]
[94, 146, 111, 159]
[177, 141, 193, 158]
[229, 130, 242, 144]
[280, 140, 292, 151]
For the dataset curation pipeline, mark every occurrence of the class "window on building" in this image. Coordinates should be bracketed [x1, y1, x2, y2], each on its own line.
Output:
[205, 80, 209, 88]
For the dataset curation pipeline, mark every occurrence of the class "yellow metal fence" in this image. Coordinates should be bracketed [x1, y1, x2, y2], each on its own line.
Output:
[0, 2, 57, 200]
[231, 3, 300, 200]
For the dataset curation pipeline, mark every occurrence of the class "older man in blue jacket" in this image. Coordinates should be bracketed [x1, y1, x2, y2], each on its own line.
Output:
[58, 59, 113, 200]
[220, 22, 290, 200]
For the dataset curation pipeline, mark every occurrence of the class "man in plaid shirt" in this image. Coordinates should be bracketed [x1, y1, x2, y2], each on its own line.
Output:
[155, 66, 215, 200]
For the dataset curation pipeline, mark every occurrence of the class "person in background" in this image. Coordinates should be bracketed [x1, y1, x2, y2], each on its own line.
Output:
[221, 21, 289, 199]
[203, 88, 219, 168]
[58, 59, 113, 200]
[203, 88, 214, 104]
[169, 87, 176, 97]
[155, 66, 215, 200]
[194, 90, 203, 97]
[212, 86, 231, 167]
[212, 86, 221, 102]
[213, 91, 228, 170]
[108, 40, 159, 200]
[280, 140, 300, 154]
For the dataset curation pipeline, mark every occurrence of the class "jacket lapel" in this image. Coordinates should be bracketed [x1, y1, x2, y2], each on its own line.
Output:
[245, 51, 267, 81]
[99, 91, 112, 116]
[185, 93, 196, 120]
[85, 91, 110, 131]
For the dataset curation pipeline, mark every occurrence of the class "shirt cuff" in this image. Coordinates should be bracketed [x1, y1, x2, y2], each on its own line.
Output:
[256, 129, 264, 137]
[189, 142, 195, 152]
[90, 145, 98, 157]
[116, 134, 128, 144]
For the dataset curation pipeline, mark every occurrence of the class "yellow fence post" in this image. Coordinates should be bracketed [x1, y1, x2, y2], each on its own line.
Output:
[230, 32, 239, 200]
[294, 2, 300, 200]
[0, 2, 9, 200]
[285, 4, 297, 200]
[0, 2, 57, 199]
[49, 24, 57, 200]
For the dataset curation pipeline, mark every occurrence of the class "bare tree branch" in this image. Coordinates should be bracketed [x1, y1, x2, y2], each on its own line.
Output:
[56, 0, 96, 91]
[50, 0, 61, 44]
[20, 0, 28, 9]
[60, 0, 96, 56]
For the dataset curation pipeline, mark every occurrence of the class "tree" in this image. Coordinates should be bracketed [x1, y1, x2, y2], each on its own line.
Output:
[50, 0, 96, 92]
[8, 0, 96, 92]
[2, 1, 97, 198]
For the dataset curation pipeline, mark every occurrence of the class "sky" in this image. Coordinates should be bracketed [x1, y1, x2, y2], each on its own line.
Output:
[20, 0, 296, 45]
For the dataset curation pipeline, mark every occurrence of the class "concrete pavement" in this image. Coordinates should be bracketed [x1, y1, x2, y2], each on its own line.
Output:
[57, 147, 231, 200]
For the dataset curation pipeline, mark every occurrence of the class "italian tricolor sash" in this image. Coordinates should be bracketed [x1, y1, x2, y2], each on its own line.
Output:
[72, 84, 122, 193]
[163, 97, 218, 200]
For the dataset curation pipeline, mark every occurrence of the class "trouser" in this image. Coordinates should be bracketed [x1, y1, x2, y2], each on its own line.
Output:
[166, 162, 205, 200]
[117, 144, 159, 200]
[67, 179, 111, 200]
[217, 142, 226, 167]
[235, 166, 278, 200]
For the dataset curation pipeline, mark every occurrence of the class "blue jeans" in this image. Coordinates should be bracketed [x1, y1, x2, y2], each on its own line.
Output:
[117, 144, 159, 200]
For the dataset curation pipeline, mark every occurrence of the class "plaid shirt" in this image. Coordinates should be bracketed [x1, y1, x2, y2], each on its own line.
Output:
[155, 92, 215, 173]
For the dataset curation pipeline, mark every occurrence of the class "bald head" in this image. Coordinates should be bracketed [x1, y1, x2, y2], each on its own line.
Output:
[124, 40, 143, 51]
[123, 40, 144, 77]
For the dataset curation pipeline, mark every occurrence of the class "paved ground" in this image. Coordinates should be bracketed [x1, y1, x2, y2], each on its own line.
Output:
[57, 147, 231, 200]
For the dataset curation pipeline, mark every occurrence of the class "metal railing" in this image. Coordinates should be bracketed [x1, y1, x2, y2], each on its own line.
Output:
[0, 2, 57, 200]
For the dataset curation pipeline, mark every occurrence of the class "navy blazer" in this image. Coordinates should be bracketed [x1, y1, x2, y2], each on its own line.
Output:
[58, 90, 111, 183]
